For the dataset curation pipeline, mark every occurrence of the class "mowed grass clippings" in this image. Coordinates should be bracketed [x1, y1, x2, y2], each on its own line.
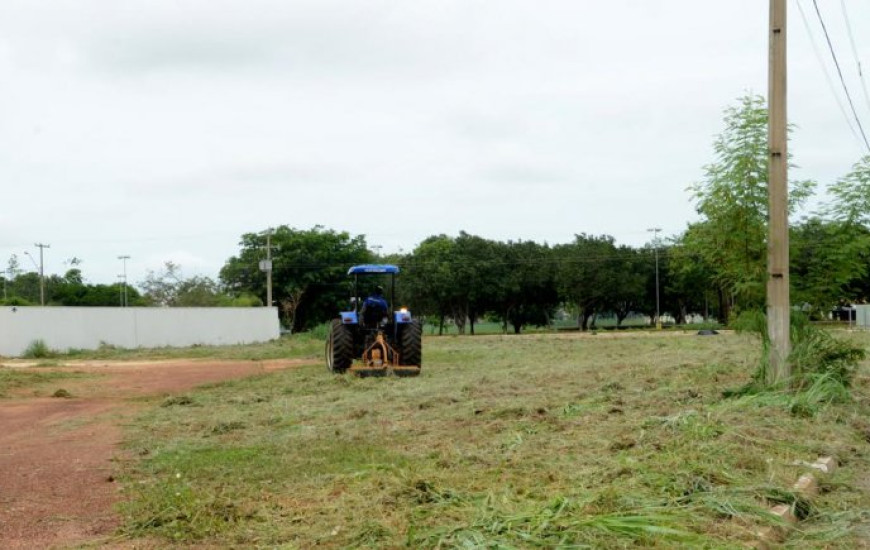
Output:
[118, 331, 870, 548]
[0, 367, 94, 397]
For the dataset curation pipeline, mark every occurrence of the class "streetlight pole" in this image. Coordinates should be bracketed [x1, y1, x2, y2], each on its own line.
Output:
[647, 228, 662, 330]
[118, 255, 131, 307]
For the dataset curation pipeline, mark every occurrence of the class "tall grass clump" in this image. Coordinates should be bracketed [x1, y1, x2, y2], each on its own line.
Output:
[726, 310, 865, 414]
[305, 322, 332, 341]
[22, 339, 55, 359]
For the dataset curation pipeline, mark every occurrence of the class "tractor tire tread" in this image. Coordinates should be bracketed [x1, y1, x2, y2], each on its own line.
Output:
[400, 319, 422, 367]
[327, 319, 354, 373]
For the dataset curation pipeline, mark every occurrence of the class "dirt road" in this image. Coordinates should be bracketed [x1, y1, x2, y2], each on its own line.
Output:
[0, 359, 305, 549]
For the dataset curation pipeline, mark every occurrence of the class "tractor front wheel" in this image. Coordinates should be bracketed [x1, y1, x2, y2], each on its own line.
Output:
[326, 319, 354, 373]
[399, 319, 422, 367]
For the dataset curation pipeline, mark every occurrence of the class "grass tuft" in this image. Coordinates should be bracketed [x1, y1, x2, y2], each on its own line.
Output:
[161, 395, 195, 407]
[22, 339, 55, 359]
[0, 368, 91, 397]
[725, 311, 866, 417]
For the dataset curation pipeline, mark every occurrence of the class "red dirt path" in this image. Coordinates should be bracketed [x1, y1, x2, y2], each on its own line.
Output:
[0, 359, 306, 549]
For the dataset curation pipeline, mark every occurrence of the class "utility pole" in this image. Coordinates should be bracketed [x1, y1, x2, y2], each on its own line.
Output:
[647, 228, 662, 330]
[259, 229, 277, 308]
[35, 243, 50, 306]
[266, 230, 273, 308]
[767, 0, 791, 383]
[118, 255, 131, 307]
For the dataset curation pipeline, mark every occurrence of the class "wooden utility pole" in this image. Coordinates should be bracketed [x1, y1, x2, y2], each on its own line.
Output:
[767, 0, 790, 383]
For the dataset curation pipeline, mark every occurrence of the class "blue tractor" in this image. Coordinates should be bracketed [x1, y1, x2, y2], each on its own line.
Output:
[326, 264, 422, 376]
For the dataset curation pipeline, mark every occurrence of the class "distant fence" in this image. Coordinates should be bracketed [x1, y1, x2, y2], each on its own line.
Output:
[857, 305, 870, 328]
[0, 307, 280, 357]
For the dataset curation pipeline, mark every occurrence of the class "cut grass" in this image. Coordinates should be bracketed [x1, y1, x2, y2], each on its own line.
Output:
[118, 330, 870, 548]
[0, 368, 92, 398]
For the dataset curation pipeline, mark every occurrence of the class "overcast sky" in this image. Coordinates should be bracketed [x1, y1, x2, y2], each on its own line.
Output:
[2, 0, 869, 287]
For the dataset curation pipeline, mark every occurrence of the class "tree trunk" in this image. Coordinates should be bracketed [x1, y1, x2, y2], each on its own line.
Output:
[677, 305, 688, 325]
[616, 310, 628, 327]
[717, 287, 730, 324]
[453, 307, 467, 335]
[581, 310, 593, 331]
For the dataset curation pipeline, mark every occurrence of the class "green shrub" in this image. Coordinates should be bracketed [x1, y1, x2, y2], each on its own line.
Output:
[22, 339, 55, 359]
[0, 297, 32, 306]
[306, 322, 331, 341]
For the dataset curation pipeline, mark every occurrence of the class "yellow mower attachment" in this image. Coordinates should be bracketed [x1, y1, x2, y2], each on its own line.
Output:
[348, 331, 421, 377]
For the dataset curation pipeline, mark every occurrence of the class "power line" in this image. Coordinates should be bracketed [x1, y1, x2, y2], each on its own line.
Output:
[795, 0, 861, 143]
[839, 0, 870, 121]
[811, 0, 870, 153]
[226, 248, 692, 275]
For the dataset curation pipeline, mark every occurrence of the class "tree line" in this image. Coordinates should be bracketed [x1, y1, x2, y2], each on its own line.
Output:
[3, 94, 868, 330]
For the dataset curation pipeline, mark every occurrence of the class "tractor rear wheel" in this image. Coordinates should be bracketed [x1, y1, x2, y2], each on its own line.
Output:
[399, 319, 422, 367]
[326, 319, 354, 373]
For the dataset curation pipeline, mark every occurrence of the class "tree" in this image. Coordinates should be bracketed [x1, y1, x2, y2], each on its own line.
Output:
[220, 226, 370, 331]
[827, 155, 870, 226]
[605, 245, 647, 327]
[790, 218, 870, 316]
[490, 240, 559, 334]
[10, 272, 41, 304]
[402, 235, 459, 335]
[555, 234, 619, 331]
[789, 155, 870, 314]
[665, 238, 717, 323]
[452, 232, 501, 334]
[688, 94, 813, 317]
[140, 262, 244, 307]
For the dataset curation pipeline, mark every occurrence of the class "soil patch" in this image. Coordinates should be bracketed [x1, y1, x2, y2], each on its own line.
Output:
[0, 359, 307, 549]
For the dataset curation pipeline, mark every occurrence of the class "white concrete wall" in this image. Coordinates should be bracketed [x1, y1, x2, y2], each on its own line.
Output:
[856, 305, 870, 328]
[0, 307, 280, 357]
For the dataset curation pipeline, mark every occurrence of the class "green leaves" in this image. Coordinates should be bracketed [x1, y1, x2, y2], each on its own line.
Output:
[827, 155, 870, 225]
[686, 94, 816, 315]
[219, 226, 371, 330]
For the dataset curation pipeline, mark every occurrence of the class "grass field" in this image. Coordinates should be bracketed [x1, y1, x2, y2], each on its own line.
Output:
[6, 336, 324, 364]
[115, 330, 870, 548]
[0, 368, 93, 398]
